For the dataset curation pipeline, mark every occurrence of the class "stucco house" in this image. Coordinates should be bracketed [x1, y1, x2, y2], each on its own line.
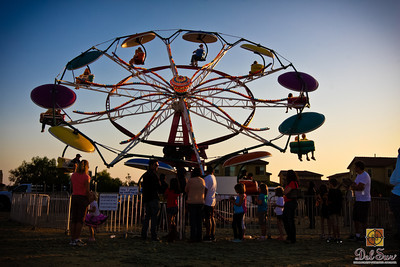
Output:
[278, 170, 324, 190]
[213, 159, 272, 183]
[347, 156, 396, 184]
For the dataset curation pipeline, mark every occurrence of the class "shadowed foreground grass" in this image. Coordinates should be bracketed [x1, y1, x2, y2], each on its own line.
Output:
[0, 212, 398, 266]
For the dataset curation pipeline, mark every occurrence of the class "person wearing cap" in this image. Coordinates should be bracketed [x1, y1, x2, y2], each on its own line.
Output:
[69, 154, 82, 172]
[71, 154, 81, 165]
[190, 44, 205, 67]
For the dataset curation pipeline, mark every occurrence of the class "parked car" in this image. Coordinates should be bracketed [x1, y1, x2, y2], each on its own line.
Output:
[0, 184, 41, 211]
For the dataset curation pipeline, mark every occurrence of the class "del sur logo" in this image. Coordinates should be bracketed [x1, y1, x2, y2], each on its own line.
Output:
[354, 248, 397, 262]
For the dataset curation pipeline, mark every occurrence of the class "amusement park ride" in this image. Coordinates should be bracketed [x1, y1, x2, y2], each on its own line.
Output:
[31, 29, 325, 176]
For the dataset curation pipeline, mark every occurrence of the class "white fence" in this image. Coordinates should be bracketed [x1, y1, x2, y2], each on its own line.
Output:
[10, 192, 70, 230]
[99, 194, 186, 238]
[10, 193, 397, 239]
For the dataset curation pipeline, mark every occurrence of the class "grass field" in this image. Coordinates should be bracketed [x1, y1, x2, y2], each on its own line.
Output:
[0, 212, 398, 266]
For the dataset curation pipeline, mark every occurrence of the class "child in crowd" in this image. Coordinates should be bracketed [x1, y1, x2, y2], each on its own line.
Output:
[230, 183, 245, 242]
[164, 178, 181, 242]
[273, 186, 285, 240]
[256, 183, 269, 239]
[327, 178, 343, 244]
[85, 191, 108, 242]
[316, 184, 330, 239]
[241, 183, 248, 238]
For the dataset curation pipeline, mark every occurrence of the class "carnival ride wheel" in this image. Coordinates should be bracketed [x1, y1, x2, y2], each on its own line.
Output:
[31, 29, 324, 172]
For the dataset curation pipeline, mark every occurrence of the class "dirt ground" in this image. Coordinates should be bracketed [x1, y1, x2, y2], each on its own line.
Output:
[0, 212, 398, 266]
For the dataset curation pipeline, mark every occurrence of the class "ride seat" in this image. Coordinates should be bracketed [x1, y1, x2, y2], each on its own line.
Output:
[287, 96, 307, 109]
[133, 52, 145, 65]
[290, 140, 315, 154]
[195, 50, 206, 61]
[239, 180, 259, 195]
[76, 74, 94, 84]
[250, 63, 264, 75]
[57, 157, 75, 173]
[40, 113, 65, 125]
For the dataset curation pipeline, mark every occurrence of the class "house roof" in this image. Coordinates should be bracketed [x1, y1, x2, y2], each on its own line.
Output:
[347, 157, 396, 169]
[327, 172, 350, 179]
[208, 157, 269, 166]
[276, 170, 326, 188]
[249, 159, 269, 165]
[278, 170, 323, 177]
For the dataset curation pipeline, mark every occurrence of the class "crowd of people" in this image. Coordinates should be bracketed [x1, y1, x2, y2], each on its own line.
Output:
[67, 149, 400, 246]
[138, 159, 375, 244]
[304, 161, 371, 244]
[140, 162, 217, 243]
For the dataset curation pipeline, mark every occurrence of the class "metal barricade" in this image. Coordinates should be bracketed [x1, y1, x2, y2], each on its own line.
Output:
[10, 192, 70, 230]
[99, 193, 186, 239]
[101, 194, 144, 234]
[9, 192, 396, 240]
[368, 197, 394, 230]
[214, 194, 260, 229]
[214, 194, 396, 238]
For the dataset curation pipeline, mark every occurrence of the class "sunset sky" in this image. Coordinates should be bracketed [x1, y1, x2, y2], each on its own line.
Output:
[0, 0, 399, 185]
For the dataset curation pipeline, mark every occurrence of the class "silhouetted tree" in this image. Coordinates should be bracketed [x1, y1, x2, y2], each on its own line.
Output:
[9, 156, 70, 188]
[96, 170, 122, 192]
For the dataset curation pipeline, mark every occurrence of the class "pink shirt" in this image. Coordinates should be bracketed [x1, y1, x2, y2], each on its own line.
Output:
[165, 188, 180, 208]
[284, 181, 298, 202]
[71, 173, 90, 196]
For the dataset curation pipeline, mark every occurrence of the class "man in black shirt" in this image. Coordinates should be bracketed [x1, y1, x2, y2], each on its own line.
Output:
[141, 159, 162, 241]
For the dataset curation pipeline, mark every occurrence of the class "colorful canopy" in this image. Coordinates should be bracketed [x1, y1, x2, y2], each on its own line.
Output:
[223, 151, 271, 167]
[31, 84, 76, 109]
[66, 51, 103, 70]
[49, 126, 95, 152]
[240, 44, 274, 58]
[121, 32, 156, 48]
[278, 72, 319, 92]
[182, 31, 218, 43]
[279, 112, 325, 135]
[125, 158, 176, 174]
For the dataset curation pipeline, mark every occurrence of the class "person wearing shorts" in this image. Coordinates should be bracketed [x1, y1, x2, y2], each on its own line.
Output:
[256, 183, 268, 239]
[70, 160, 90, 246]
[353, 201, 370, 224]
[203, 166, 217, 242]
[351, 161, 371, 241]
[273, 187, 285, 240]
